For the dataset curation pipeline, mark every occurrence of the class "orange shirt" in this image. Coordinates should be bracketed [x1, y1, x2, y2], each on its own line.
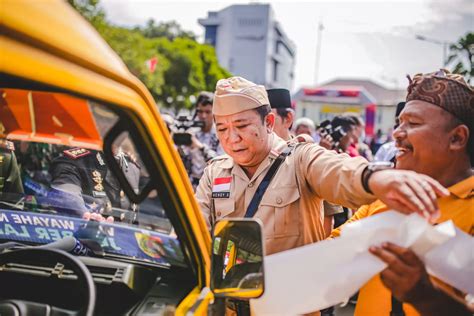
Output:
[330, 176, 474, 316]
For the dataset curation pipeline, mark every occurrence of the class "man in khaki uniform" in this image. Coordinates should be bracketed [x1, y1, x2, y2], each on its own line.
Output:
[267, 88, 343, 237]
[196, 76, 448, 256]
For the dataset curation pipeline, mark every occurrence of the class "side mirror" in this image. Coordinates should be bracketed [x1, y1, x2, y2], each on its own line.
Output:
[210, 219, 265, 299]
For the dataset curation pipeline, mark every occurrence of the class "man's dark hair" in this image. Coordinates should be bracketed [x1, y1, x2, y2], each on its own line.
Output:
[196, 92, 213, 107]
[276, 108, 294, 129]
[395, 102, 406, 118]
[342, 113, 363, 127]
[254, 104, 271, 123]
[394, 102, 406, 129]
[276, 108, 293, 119]
[331, 115, 356, 132]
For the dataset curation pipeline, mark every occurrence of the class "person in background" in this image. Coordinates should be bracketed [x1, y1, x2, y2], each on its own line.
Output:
[177, 92, 224, 189]
[329, 115, 358, 154]
[293, 117, 316, 138]
[374, 102, 406, 162]
[194, 91, 224, 157]
[343, 113, 373, 161]
[0, 139, 23, 194]
[50, 146, 139, 221]
[370, 128, 387, 154]
[330, 69, 473, 316]
[267, 88, 295, 141]
[267, 89, 344, 239]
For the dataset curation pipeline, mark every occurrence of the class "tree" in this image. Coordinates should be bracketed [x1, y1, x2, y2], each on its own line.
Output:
[67, 0, 231, 110]
[137, 19, 197, 41]
[447, 32, 473, 84]
[100, 26, 168, 100]
[67, 0, 106, 30]
[155, 38, 230, 109]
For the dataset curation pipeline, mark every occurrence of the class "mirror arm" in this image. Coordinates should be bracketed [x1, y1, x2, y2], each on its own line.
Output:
[185, 287, 212, 316]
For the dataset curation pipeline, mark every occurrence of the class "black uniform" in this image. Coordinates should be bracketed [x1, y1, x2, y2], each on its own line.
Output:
[50, 148, 140, 214]
[0, 140, 23, 194]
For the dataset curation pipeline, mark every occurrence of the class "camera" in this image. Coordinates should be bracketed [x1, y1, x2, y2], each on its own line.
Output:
[317, 119, 347, 145]
[171, 115, 205, 146]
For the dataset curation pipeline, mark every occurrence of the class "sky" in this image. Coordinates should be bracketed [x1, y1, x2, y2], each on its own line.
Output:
[101, 0, 473, 92]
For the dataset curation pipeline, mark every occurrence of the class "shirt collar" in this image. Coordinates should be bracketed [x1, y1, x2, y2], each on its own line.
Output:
[448, 175, 474, 199]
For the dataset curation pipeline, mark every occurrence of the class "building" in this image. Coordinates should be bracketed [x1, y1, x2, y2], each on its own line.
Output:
[199, 4, 296, 90]
[292, 78, 406, 137]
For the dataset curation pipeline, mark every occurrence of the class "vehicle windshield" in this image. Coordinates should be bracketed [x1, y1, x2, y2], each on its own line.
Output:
[0, 88, 186, 268]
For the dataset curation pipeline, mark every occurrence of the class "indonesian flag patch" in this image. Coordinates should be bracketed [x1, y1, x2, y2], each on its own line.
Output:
[212, 177, 232, 198]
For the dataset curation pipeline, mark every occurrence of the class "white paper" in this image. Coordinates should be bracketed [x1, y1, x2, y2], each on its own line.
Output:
[250, 211, 472, 316]
[424, 227, 474, 295]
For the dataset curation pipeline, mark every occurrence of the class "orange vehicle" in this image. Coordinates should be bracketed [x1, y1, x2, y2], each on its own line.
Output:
[0, 1, 264, 315]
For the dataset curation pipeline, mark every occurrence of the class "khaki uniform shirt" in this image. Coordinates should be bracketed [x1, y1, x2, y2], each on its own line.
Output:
[196, 134, 374, 255]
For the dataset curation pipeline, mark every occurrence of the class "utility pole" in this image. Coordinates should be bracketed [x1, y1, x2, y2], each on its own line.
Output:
[415, 35, 450, 68]
[314, 21, 324, 85]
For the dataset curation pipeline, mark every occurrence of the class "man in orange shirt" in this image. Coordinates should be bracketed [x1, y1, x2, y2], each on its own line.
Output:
[330, 69, 473, 315]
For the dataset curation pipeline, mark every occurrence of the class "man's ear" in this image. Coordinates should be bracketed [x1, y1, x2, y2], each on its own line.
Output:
[449, 124, 469, 152]
[266, 112, 275, 133]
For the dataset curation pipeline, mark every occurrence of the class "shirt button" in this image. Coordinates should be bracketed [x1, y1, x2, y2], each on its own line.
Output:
[248, 182, 254, 188]
[217, 211, 222, 216]
[276, 197, 283, 204]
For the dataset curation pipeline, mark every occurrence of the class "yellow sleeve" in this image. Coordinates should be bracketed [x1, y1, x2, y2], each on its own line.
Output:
[328, 203, 371, 238]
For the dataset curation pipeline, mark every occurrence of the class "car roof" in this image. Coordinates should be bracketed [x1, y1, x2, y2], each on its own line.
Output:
[2, 0, 131, 81]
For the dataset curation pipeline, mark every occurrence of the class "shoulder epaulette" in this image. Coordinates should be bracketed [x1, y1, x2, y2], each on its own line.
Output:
[63, 148, 91, 159]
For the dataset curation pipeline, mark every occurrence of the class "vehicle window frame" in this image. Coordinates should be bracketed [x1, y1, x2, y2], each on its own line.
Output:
[103, 117, 154, 204]
[0, 75, 201, 274]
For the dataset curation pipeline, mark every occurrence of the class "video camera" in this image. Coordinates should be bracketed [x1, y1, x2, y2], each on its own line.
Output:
[171, 115, 205, 146]
[317, 119, 347, 147]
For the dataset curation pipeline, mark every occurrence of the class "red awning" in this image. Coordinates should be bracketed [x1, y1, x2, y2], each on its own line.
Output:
[0, 89, 102, 150]
[303, 88, 360, 98]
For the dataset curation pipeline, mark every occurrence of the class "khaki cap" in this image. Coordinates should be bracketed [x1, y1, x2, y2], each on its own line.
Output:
[213, 76, 269, 116]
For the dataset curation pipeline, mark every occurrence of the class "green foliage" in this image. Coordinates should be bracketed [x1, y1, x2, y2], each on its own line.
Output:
[137, 19, 197, 41]
[67, 0, 231, 110]
[447, 32, 473, 84]
[99, 26, 168, 100]
[155, 38, 231, 108]
[67, 0, 106, 29]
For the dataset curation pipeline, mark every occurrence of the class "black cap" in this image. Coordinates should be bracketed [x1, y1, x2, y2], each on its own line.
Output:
[267, 88, 292, 109]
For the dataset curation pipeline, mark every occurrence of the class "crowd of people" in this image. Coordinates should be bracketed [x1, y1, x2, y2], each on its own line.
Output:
[168, 69, 473, 316]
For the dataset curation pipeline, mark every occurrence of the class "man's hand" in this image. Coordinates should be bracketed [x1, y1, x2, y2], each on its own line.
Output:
[370, 243, 472, 315]
[83, 211, 114, 223]
[369, 242, 432, 303]
[368, 170, 450, 221]
[318, 134, 334, 150]
[191, 134, 204, 149]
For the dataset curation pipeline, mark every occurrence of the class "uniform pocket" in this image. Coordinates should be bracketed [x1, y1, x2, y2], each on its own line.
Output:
[213, 198, 235, 220]
[259, 186, 301, 238]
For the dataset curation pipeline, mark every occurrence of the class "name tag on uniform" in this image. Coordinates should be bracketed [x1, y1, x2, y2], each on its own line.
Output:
[212, 177, 231, 198]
